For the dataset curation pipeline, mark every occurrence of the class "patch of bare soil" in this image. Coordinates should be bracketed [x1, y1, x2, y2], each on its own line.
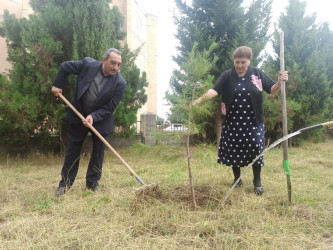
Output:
[134, 184, 225, 209]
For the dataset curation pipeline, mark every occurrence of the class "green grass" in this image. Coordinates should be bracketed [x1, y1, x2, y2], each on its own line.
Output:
[0, 138, 333, 249]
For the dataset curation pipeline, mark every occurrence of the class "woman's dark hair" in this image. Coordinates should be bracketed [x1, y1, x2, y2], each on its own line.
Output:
[232, 46, 253, 60]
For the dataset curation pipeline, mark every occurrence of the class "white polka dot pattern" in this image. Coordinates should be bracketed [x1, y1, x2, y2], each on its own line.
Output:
[217, 77, 264, 167]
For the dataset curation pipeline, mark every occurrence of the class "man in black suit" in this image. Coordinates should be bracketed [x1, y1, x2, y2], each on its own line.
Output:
[51, 48, 127, 197]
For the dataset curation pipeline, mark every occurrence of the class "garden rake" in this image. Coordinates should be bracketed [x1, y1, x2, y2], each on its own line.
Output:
[57, 93, 158, 193]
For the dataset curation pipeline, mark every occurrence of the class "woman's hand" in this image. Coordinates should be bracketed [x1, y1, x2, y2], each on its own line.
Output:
[189, 89, 218, 109]
[271, 71, 288, 94]
[278, 71, 288, 83]
[189, 98, 201, 109]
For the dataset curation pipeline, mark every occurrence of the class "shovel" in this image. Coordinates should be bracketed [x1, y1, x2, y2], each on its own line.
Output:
[217, 120, 333, 209]
[57, 93, 148, 187]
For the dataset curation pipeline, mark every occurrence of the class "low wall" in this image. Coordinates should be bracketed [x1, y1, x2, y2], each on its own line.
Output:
[156, 133, 201, 146]
[0, 136, 60, 155]
[0, 134, 141, 155]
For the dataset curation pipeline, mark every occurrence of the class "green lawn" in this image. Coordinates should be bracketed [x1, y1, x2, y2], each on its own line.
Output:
[1, 138, 332, 249]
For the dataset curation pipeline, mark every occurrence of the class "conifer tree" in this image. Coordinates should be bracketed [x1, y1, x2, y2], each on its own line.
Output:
[171, 42, 218, 207]
[167, 0, 273, 141]
[0, 0, 147, 145]
[263, 0, 333, 142]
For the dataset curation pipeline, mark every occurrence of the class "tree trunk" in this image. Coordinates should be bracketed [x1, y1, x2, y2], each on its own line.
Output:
[186, 133, 197, 208]
[215, 112, 222, 149]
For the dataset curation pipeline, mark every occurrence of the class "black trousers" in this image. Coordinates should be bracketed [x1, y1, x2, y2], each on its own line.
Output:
[59, 123, 108, 188]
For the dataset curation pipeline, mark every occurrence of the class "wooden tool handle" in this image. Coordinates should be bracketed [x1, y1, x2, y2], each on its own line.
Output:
[58, 93, 145, 185]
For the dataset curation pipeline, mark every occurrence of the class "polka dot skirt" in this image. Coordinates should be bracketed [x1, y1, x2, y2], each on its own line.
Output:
[218, 77, 264, 168]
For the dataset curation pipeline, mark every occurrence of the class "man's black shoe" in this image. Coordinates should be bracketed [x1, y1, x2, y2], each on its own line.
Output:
[87, 182, 99, 191]
[56, 186, 66, 197]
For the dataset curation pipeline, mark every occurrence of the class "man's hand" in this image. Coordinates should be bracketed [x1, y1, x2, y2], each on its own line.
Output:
[82, 115, 93, 127]
[51, 86, 62, 97]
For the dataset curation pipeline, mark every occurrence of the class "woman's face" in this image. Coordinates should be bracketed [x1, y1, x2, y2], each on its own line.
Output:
[234, 57, 250, 76]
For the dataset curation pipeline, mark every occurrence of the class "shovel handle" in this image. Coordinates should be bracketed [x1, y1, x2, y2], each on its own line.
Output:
[57, 93, 145, 185]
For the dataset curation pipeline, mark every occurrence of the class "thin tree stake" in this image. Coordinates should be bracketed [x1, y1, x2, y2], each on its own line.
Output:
[280, 31, 292, 204]
[186, 133, 197, 208]
[187, 87, 197, 208]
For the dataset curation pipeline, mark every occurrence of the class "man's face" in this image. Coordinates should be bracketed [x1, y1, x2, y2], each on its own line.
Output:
[233, 57, 250, 77]
[102, 52, 122, 76]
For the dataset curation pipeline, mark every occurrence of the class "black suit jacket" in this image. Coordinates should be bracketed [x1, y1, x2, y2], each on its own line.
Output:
[53, 57, 127, 134]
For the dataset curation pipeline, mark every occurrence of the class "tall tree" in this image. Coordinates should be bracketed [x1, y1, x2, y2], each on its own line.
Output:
[318, 23, 333, 118]
[167, 0, 273, 140]
[263, 0, 333, 142]
[173, 0, 272, 77]
[0, 0, 147, 145]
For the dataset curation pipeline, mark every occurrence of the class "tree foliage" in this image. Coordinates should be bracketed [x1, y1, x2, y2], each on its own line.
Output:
[0, 0, 147, 145]
[172, 42, 218, 207]
[171, 42, 218, 134]
[167, 0, 273, 140]
[113, 46, 148, 135]
[172, 0, 272, 77]
[262, 0, 333, 143]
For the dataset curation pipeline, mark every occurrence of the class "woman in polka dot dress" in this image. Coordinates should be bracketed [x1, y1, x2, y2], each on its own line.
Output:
[191, 46, 288, 195]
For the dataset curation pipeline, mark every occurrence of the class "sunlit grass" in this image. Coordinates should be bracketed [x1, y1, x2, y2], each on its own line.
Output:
[0, 138, 332, 249]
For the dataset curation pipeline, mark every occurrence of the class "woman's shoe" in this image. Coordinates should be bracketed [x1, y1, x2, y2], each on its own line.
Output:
[231, 179, 243, 188]
[254, 186, 264, 195]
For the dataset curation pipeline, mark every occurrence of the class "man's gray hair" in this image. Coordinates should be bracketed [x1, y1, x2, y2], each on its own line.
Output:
[103, 48, 121, 59]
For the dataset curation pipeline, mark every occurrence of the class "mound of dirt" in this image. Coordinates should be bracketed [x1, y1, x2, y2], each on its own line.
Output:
[135, 184, 164, 200]
[134, 184, 226, 208]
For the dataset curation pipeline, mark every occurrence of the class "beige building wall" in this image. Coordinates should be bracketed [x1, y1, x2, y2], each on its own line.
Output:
[0, 0, 33, 74]
[110, 0, 157, 115]
[1, 0, 157, 116]
[145, 15, 157, 115]
[109, 0, 128, 47]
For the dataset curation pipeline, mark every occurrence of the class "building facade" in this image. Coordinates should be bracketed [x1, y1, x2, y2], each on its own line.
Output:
[0, 0, 33, 74]
[0, 0, 157, 116]
[110, 0, 157, 116]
